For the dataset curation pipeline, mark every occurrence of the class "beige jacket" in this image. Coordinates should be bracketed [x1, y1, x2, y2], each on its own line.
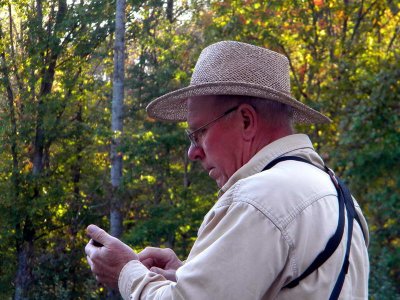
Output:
[119, 134, 369, 299]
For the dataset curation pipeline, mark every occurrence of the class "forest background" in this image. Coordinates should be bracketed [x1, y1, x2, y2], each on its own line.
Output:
[0, 0, 399, 299]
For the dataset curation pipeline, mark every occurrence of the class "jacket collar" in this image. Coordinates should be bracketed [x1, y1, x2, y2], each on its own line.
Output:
[218, 134, 316, 197]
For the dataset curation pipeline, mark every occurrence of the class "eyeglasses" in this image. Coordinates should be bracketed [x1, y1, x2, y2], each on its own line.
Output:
[185, 106, 239, 147]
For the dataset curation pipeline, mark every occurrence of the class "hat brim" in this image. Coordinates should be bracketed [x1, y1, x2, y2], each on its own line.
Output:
[146, 82, 331, 124]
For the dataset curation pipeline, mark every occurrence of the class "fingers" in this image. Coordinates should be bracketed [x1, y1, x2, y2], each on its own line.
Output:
[150, 266, 164, 275]
[138, 247, 174, 263]
[138, 247, 161, 262]
[140, 257, 154, 269]
[85, 239, 96, 257]
[86, 224, 110, 246]
[138, 247, 170, 268]
[138, 247, 182, 270]
[87, 255, 93, 269]
[85, 225, 138, 290]
[86, 252, 101, 282]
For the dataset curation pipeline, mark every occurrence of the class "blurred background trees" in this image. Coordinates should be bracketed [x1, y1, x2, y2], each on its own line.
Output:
[0, 0, 398, 299]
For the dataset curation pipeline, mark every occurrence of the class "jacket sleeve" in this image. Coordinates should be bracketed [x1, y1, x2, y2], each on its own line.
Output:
[118, 200, 291, 299]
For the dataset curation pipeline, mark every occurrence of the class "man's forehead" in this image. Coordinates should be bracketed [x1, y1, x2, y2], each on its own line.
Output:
[187, 96, 218, 117]
[186, 96, 219, 127]
[187, 96, 218, 109]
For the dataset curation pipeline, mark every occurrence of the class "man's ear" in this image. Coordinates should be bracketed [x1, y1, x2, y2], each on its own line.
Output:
[239, 104, 257, 141]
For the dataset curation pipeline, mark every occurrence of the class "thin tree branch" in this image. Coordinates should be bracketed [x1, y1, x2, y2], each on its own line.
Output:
[350, 0, 378, 42]
[387, 24, 399, 53]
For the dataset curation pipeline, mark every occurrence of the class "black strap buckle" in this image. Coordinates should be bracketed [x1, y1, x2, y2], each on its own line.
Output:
[325, 166, 339, 189]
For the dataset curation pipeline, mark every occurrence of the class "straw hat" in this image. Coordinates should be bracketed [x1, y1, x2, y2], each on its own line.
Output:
[146, 41, 331, 124]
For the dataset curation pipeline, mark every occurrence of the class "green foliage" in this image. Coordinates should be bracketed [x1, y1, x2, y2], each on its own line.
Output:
[0, 0, 116, 297]
[337, 60, 400, 299]
[0, 0, 399, 298]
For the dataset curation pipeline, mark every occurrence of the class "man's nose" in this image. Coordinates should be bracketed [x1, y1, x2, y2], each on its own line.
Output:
[187, 143, 205, 161]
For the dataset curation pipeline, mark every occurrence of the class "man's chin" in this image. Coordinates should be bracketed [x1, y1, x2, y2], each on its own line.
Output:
[208, 169, 227, 188]
[215, 177, 227, 189]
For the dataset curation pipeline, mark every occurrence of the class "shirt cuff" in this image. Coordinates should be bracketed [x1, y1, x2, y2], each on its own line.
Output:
[118, 260, 149, 300]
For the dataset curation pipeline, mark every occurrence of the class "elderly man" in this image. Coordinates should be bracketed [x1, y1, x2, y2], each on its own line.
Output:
[85, 41, 369, 299]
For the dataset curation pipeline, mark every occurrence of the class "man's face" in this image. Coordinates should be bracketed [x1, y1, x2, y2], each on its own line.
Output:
[186, 96, 243, 188]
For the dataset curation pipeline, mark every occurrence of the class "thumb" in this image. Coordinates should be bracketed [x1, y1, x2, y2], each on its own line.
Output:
[150, 266, 166, 276]
[150, 267, 176, 281]
[86, 224, 110, 245]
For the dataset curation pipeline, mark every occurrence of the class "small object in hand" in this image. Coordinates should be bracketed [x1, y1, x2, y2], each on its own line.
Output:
[92, 240, 103, 247]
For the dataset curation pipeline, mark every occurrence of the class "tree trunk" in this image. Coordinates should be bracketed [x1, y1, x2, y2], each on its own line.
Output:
[14, 218, 35, 300]
[109, 0, 126, 298]
[110, 0, 126, 239]
[0, 25, 19, 190]
[0, 24, 31, 300]
[14, 238, 34, 300]
[167, 0, 174, 22]
[13, 0, 67, 297]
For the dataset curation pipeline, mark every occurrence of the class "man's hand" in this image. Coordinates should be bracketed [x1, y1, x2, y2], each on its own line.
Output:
[138, 247, 183, 282]
[85, 224, 138, 290]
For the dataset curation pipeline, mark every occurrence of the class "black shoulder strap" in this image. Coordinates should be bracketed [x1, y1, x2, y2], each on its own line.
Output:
[330, 177, 354, 299]
[262, 155, 361, 299]
[262, 156, 319, 172]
